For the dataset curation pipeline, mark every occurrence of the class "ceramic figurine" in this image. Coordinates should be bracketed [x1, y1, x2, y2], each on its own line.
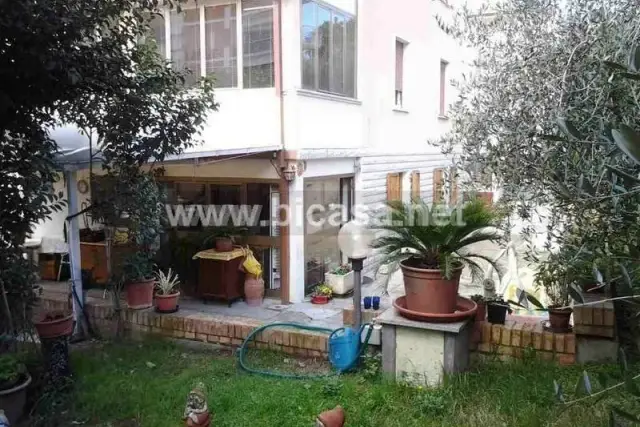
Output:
[316, 405, 345, 427]
[183, 382, 211, 427]
[0, 410, 9, 427]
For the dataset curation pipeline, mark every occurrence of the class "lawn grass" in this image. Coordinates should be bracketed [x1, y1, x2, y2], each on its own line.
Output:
[35, 339, 640, 426]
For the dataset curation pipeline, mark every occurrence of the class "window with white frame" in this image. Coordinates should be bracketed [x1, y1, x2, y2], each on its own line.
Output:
[395, 39, 406, 107]
[151, 1, 275, 89]
[301, 0, 356, 98]
[439, 59, 449, 117]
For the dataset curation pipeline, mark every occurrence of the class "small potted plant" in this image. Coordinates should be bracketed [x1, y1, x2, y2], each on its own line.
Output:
[324, 263, 354, 295]
[372, 199, 502, 314]
[522, 258, 583, 333]
[0, 354, 31, 425]
[470, 294, 486, 322]
[311, 284, 333, 304]
[34, 309, 74, 339]
[206, 224, 247, 253]
[154, 268, 181, 313]
[123, 251, 156, 310]
[486, 297, 512, 324]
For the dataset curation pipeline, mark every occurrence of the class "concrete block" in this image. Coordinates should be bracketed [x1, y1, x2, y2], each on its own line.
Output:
[577, 337, 618, 363]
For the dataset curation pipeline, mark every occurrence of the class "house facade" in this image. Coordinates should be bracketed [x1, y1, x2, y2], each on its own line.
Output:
[33, 0, 464, 304]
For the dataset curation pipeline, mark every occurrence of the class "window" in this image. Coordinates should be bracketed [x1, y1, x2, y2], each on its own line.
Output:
[243, 0, 275, 88]
[205, 5, 238, 88]
[151, 2, 275, 89]
[433, 168, 445, 203]
[386, 173, 402, 201]
[149, 14, 166, 58]
[395, 40, 405, 107]
[170, 9, 201, 87]
[301, 0, 357, 97]
[439, 59, 449, 117]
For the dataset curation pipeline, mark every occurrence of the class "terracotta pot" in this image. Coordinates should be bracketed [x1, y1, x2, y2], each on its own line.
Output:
[155, 292, 180, 312]
[126, 278, 155, 310]
[400, 260, 462, 314]
[244, 276, 264, 307]
[548, 307, 572, 332]
[34, 311, 74, 339]
[475, 301, 486, 322]
[185, 411, 211, 427]
[317, 405, 345, 427]
[0, 373, 31, 425]
[311, 295, 330, 305]
[215, 237, 233, 252]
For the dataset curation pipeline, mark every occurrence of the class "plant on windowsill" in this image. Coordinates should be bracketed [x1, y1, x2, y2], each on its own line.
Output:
[311, 284, 333, 305]
[372, 198, 504, 316]
[325, 263, 354, 296]
[0, 354, 31, 425]
[154, 268, 181, 313]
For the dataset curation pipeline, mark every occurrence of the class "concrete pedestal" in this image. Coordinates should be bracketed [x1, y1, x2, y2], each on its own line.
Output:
[377, 308, 471, 386]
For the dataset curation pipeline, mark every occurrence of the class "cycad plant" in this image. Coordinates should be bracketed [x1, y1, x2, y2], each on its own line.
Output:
[373, 198, 503, 282]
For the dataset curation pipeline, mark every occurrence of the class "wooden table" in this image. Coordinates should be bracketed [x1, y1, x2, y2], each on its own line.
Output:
[193, 248, 246, 306]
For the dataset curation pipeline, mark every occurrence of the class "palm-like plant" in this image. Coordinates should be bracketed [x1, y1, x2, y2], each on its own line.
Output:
[372, 199, 504, 280]
[154, 268, 180, 296]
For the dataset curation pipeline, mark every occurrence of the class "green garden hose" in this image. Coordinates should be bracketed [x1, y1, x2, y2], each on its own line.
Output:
[237, 322, 373, 379]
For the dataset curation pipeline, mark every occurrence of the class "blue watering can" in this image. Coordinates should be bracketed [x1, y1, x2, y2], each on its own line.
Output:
[328, 324, 370, 371]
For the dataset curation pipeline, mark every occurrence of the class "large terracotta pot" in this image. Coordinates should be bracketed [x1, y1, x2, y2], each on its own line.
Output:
[400, 260, 462, 314]
[244, 276, 264, 307]
[155, 292, 180, 312]
[548, 307, 572, 332]
[0, 373, 31, 425]
[34, 311, 74, 339]
[126, 278, 155, 310]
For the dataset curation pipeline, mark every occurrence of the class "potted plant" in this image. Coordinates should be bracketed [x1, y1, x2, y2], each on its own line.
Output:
[154, 268, 180, 313]
[311, 284, 333, 304]
[324, 263, 354, 295]
[0, 354, 31, 425]
[486, 297, 512, 324]
[372, 199, 502, 314]
[34, 309, 74, 339]
[521, 258, 583, 333]
[470, 294, 486, 322]
[205, 224, 247, 253]
[122, 251, 156, 310]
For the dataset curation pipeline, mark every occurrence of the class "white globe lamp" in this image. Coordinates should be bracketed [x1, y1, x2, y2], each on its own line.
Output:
[338, 221, 374, 328]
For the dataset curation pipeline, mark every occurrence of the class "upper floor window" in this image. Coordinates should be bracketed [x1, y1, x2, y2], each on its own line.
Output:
[395, 39, 406, 107]
[151, 1, 274, 89]
[301, 0, 356, 98]
[439, 59, 449, 117]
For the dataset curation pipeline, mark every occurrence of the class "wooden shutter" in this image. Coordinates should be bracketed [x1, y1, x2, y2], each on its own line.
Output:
[432, 168, 444, 203]
[386, 173, 402, 201]
[449, 167, 459, 204]
[411, 171, 421, 201]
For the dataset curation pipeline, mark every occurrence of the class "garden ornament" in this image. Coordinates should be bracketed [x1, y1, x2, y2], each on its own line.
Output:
[183, 382, 211, 427]
[316, 405, 345, 427]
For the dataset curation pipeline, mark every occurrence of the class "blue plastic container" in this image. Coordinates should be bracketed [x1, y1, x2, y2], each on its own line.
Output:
[328, 326, 364, 371]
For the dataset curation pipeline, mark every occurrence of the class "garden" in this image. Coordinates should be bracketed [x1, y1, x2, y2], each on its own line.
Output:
[3, 0, 640, 426]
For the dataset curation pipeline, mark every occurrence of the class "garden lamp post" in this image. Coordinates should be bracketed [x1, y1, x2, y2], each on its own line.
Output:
[338, 221, 374, 328]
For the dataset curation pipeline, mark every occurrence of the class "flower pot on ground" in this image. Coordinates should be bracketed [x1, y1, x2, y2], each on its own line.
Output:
[0, 354, 31, 425]
[324, 264, 354, 295]
[486, 298, 511, 324]
[372, 199, 503, 315]
[311, 284, 333, 305]
[471, 294, 486, 322]
[244, 274, 265, 307]
[154, 268, 181, 312]
[34, 310, 74, 339]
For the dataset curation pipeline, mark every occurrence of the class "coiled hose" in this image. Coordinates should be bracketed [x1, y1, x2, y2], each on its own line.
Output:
[238, 322, 373, 379]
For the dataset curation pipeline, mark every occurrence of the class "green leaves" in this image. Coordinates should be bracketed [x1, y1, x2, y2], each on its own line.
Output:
[557, 117, 583, 140]
[612, 125, 640, 165]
